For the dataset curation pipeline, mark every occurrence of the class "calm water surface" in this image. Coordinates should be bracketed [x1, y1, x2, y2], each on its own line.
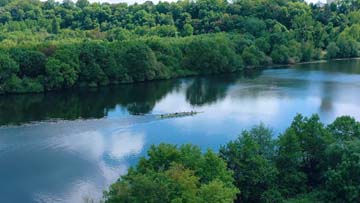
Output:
[1, 60, 360, 202]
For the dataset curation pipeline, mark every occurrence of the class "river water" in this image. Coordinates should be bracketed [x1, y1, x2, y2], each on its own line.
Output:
[1, 60, 360, 202]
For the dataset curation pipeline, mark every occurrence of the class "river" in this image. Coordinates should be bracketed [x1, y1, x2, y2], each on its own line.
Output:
[1, 59, 360, 202]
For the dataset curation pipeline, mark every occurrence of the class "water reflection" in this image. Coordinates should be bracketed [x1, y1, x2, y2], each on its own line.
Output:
[0, 118, 146, 203]
[294, 59, 360, 74]
[185, 74, 239, 106]
[0, 80, 179, 125]
[0, 70, 264, 126]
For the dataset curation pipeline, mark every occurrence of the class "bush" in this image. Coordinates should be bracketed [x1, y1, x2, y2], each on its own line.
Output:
[104, 144, 238, 203]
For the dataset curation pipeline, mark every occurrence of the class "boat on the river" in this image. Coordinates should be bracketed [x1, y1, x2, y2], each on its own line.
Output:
[158, 111, 201, 119]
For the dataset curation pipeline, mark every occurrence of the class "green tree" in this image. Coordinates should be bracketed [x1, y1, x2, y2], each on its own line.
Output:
[104, 144, 238, 203]
[276, 128, 307, 198]
[150, 25, 177, 37]
[326, 42, 339, 59]
[241, 45, 266, 67]
[0, 52, 19, 83]
[182, 23, 194, 36]
[78, 43, 109, 86]
[325, 140, 360, 202]
[10, 49, 46, 78]
[121, 42, 163, 82]
[183, 36, 242, 74]
[76, 0, 89, 9]
[287, 114, 331, 188]
[199, 180, 239, 203]
[220, 125, 278, 203]
[271, 45, 290, 64]
[51, 17, 60, 34]
[327, 116, 360, 141]
[337, 38, 359, 58]
[300, 42, 315, 62]
[45, 58, 77, 90]
[3, 75, 23, 93]
[292, 13, 314, 42]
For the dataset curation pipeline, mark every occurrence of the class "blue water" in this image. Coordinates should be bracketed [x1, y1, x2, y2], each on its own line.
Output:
[1, 60, 360, 202]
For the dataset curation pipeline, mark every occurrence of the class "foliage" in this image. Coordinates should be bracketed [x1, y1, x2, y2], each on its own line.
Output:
[45, 58, 77, 89]
[0, 52, 19, 85]
[325, 140, 360, 202]
[104, 144, 238, 203]
[105, 114, 360, 203]
[0, 0, 360, 93]
[326, 42, 339, 59]
[327, 116, 360, 140]
[219, 124, 278, 203]
[183, 35, 243, 74]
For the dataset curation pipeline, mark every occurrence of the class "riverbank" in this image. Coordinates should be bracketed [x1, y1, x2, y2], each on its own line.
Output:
[1, 55, 360, 96]
[264, 57, 360, 69]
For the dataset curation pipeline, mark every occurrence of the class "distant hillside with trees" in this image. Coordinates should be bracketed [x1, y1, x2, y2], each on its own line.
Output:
[1, 0, 360, 93]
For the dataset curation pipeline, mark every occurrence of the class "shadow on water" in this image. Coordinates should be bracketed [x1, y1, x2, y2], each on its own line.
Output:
[0, 70, 260, 126]
[185, 70, 261, 106]
[0, 80, 179, 126]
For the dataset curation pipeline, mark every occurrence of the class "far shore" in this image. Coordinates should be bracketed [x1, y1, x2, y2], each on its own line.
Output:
[264, 57, 360, 69]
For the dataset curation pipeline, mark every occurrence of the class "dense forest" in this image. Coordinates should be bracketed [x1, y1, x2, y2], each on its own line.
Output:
[104, 114, 360, 203]
[1, 0, 360, 93]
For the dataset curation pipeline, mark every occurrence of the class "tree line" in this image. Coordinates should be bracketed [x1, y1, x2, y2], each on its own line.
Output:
[1, 0, 360, 93]
[0, 35, 244, 93]
[104, 114, 360, 203]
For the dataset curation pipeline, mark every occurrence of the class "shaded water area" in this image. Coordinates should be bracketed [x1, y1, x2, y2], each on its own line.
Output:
[2, 59, 360, 202]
